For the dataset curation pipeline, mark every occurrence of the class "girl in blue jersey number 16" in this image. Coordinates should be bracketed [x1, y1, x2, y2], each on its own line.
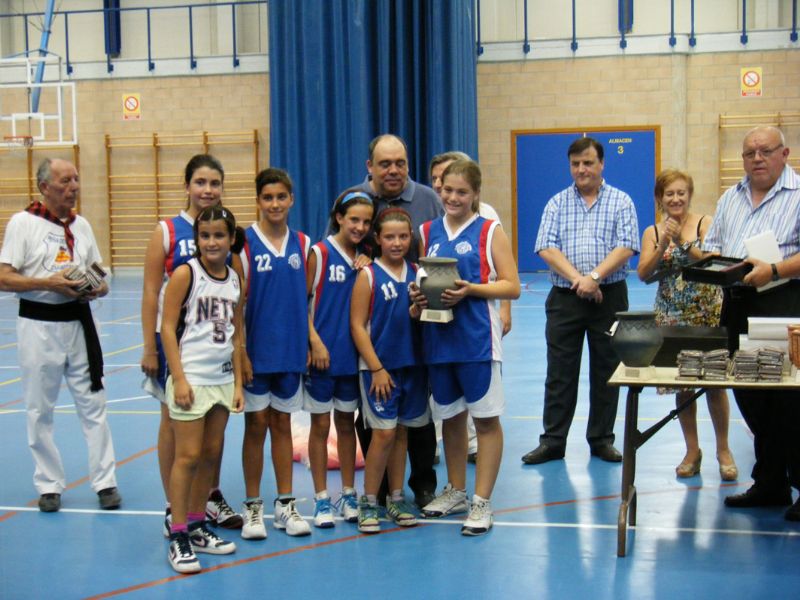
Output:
[350, 208, 430, 533]
[411, 159, 520, 536]
[160, 206, 244, 574]
[305, 190, 374, 528]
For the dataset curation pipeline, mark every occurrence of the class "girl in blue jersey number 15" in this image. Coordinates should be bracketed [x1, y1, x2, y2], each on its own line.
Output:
[305, 190, 374, 528]
[160, 206, 244, 574]
[350, 208, 430, 533]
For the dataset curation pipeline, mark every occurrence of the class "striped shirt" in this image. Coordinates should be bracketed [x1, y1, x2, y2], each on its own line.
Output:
[703, 166, 800, 265]
[535, 181, 640, 288]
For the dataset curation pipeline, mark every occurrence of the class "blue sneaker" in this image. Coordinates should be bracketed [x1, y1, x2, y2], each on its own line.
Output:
[358, 498, 380, 534]
[335, 491, 359, 523]
[313, 496, 335, 528]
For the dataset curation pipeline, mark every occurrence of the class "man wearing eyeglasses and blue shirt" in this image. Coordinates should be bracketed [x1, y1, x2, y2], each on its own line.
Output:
[523, 136, 639, 465]
[702, 126, 800, 522]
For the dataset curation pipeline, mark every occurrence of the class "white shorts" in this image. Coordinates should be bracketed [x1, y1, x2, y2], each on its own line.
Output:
[167, 378, 234, 421]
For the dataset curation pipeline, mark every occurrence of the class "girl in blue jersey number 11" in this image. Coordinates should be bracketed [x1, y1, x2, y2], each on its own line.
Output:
[350, 208, 430, 533]
[160, 206, 244, 574]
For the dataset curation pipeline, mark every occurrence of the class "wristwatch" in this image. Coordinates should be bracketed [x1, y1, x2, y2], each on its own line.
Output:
[590, 271, 601, 282]
[771, 263, 780, 281]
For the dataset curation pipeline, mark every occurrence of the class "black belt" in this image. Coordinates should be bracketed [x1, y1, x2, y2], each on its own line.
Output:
[553, 280, 626, 293]
[19, 299, 105, 392]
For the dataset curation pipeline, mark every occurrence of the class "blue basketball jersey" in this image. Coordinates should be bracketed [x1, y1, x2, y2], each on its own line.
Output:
[362, 258, 421, 371]
[242, 225, 310, 374]
[309, 236, 361, 376]
[163, 211, 196, 275]
[419, 215, 503, 364]
[156, 212, 196, 332]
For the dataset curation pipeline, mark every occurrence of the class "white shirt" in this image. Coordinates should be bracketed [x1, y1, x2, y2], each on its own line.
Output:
[0, 211, 102, 304]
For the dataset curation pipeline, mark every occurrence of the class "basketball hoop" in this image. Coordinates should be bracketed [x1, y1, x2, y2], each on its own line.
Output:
[2, 135, 34, 150]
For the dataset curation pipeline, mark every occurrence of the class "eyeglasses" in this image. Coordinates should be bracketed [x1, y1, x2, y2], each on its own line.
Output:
[742, 145, 784, 160]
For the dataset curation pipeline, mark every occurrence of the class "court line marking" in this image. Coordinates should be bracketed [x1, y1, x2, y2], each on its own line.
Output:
[83, 526, 417, 600]
[0, 506, 796, 540]
[0, 394, 158, 415]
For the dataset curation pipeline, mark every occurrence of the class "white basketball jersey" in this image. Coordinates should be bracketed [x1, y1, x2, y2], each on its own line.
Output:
[177, 258, 240, 385]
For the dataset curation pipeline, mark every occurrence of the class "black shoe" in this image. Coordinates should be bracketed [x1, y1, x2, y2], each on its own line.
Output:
[38, 493, 61, 512]
[785, 498, 800, 522]
[590, 444, 622, 463]
[521, 444, 565, 465]
[467, 452, 477, 464]
[414, 490, 436, 510]
[98, 487, 122, 510]
[724, 485, 792, 508]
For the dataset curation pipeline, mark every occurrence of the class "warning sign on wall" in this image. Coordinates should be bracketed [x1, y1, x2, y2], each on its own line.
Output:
[740, 68, 762, 98]
[123, 94, 141, 120]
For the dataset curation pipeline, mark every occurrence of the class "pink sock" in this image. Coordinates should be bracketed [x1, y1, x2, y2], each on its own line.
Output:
[187, 512, 205, 523]
[171, 523, 188, 534]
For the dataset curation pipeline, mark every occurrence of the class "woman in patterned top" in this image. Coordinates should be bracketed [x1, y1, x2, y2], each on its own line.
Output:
[638, 169, 737, 481]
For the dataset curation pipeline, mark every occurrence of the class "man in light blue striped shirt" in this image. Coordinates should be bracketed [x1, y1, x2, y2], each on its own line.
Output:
[522, 137, 639, 465]
[703, 126, 800, 521]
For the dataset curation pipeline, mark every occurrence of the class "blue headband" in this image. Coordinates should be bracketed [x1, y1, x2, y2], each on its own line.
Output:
[341, 192, 373, 206]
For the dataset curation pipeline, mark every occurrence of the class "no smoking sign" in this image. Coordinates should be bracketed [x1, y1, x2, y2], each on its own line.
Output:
[740, 67, 762, 98]
[123, 93, 142, 120]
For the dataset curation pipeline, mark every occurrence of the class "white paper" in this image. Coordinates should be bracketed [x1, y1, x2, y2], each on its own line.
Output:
[743, 230, 789, 292]
[747, 317, 798, 340]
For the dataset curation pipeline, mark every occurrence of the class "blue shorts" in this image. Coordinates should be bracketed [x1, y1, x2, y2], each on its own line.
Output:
[141, 332, 168, 404]
[303, 370, 359, 414]
[428, 361, 505, 420]
[244, 372, 303, 413]
[360, 366, 430, 430]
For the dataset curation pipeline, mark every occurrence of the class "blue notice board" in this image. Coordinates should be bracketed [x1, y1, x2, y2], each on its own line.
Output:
[514, 128, 659, 272]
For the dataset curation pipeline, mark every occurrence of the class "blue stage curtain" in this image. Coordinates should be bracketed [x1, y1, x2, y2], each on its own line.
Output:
[268, 0, 478, 241]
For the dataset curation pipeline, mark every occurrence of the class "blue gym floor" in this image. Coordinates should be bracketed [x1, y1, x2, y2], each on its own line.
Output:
[1, 272, 798, 599]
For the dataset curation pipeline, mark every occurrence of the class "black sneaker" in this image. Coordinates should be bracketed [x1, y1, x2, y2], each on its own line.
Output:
[168, 531, 201, 574]
[98, 487, 122, 510]
[38, 493, 61, 512]
[206, 492, 244, 529]
[163, 508, 172, 539]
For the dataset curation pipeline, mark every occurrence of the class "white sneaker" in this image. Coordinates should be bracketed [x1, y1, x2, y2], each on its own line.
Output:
[273, 499, 311, 536]
[188, 521, 236, 554]
[313, 496, 336, 528]
[420, 483, 468, 518]
[461, 497, 493, 536]
[168, 531, 201, 574]
[241, 500, 267, 540]
[334, 491, 359, 523]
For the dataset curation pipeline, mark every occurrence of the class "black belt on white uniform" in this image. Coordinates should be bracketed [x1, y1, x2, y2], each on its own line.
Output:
[19, 298, 104, 392]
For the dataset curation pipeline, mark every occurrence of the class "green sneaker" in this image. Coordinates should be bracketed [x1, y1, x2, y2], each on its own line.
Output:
[358, 497, 380, 534]
[386, 497, 417, 527]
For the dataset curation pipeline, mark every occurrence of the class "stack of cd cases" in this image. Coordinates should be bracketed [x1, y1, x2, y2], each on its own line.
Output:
[676, 349, 729, 381]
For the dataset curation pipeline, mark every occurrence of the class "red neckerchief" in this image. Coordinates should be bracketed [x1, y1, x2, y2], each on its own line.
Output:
[25, 200, 76, 258]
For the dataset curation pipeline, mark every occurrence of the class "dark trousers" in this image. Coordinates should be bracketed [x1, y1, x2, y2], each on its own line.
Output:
[540, 281, 628, 449]
[354, 413, 437, 502]
[721, 281, 800, 492]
